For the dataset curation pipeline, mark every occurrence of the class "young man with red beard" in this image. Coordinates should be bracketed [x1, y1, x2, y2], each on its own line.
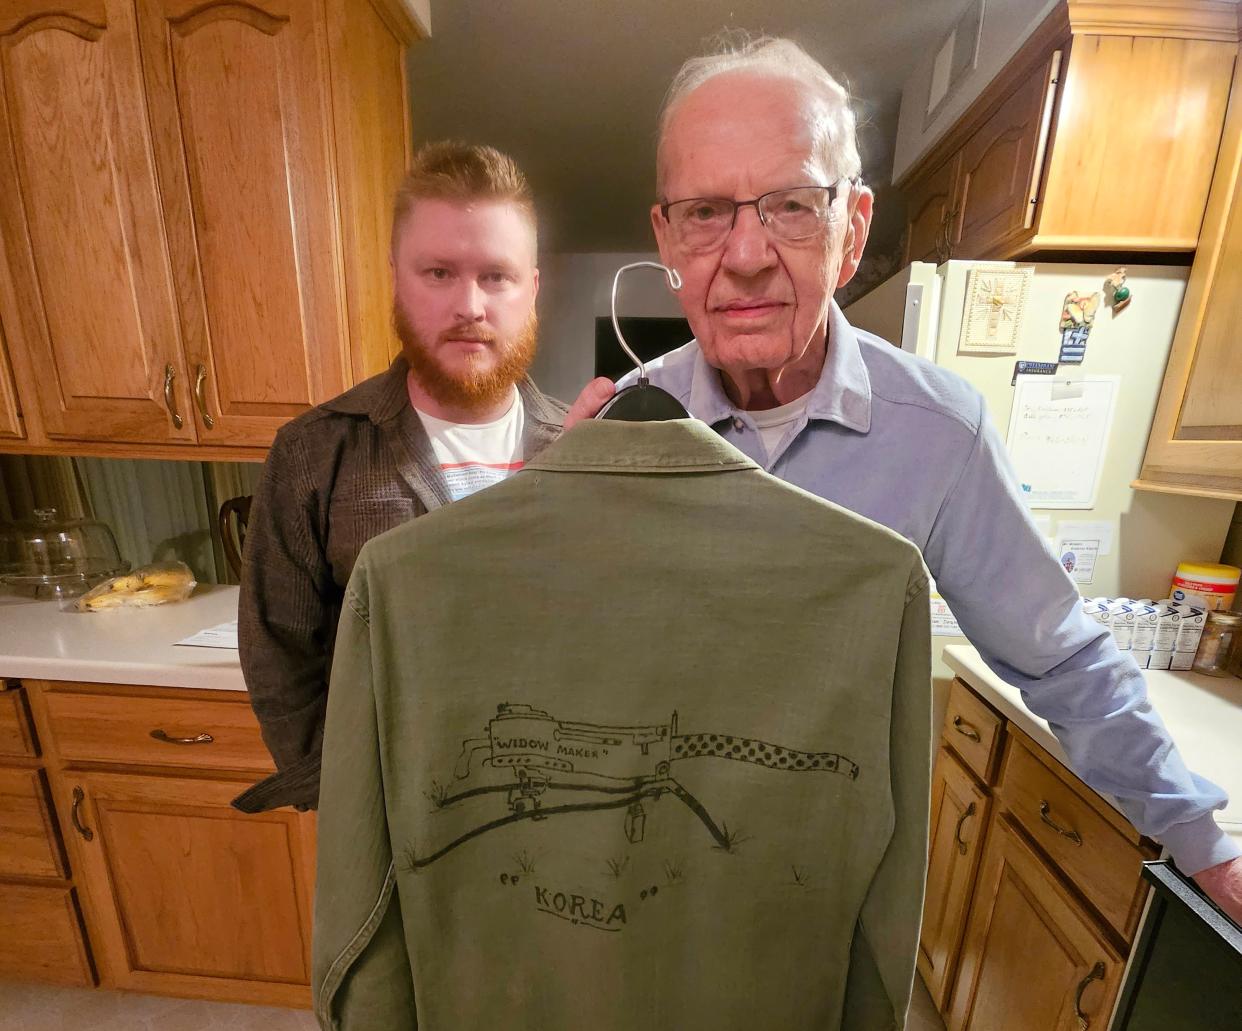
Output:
[234, 141, 566, 814]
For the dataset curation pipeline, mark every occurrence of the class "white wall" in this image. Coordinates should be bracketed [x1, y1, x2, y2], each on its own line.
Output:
[891, 0, 1059, 183]
[530, 252, 685, 402]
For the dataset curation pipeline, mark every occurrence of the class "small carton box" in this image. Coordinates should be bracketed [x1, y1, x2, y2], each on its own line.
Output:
[1153, 604, 1181, 653]
[1130, 605, 1159, 652]
[1173, 604, 1207, 655]
[1108, 600, 1136, 651]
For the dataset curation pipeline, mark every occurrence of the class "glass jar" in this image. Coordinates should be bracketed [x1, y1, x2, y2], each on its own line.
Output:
[1192, 610, 1242, 677]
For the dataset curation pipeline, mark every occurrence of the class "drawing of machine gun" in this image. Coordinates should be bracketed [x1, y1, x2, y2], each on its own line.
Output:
[408, 704, 859, 870]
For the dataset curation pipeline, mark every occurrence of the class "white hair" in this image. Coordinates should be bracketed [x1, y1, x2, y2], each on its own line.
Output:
[657, 34, 862, 195]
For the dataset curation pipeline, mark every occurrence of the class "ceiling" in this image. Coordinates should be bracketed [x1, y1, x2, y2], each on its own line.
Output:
[406, 0, 966, 254]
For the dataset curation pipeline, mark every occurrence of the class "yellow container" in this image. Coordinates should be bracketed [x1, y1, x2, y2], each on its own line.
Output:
[1170, 562, 1240, 612]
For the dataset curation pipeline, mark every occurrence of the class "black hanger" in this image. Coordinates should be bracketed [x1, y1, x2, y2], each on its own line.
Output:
[596, 262, 690, 422]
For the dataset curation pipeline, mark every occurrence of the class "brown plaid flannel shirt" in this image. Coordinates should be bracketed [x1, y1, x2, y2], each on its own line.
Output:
[233, 356, 565, 812]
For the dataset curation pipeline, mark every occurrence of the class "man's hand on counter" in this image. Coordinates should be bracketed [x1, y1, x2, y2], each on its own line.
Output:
[1194, 855, 1242, 926]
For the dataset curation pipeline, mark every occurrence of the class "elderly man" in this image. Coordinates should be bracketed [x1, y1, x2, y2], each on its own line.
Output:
[569, 37, 1241, 923]
[236, 141, 564, 813]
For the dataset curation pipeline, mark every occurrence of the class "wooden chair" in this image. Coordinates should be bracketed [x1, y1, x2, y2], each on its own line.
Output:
[218, 495, 252, 582]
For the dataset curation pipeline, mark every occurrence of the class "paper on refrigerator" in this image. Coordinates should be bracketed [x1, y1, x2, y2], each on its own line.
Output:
[1005, 375, 1119, 509]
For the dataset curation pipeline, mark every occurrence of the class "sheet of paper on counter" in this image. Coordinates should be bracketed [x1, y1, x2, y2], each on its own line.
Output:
[1005, 374, 1118, 509]
[176, 620, 239, 650]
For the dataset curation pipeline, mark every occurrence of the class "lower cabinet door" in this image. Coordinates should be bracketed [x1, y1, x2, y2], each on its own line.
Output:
[918, 747, 990, 1011]
[0, 882, 95, 985]
[948, 814, 1123, 1031]
[61, 770, 315, 1007]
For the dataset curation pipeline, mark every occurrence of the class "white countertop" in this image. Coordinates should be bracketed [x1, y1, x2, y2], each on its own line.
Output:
[944, 644, 1242, 841]
[0, 585, 244, 692]
[2, 591, 1237, 840]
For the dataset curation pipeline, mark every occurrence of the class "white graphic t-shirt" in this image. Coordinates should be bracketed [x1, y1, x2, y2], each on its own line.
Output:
[413, 390, 526, 502]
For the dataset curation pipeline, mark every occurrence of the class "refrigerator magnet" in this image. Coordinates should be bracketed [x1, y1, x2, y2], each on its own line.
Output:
[1104, 267, 1131, 314]
[1059, 326, 1090, 364]
[1059, 291, 1100, 331]
[1012, 360, 1058, 385]
[1058, 291, 1100, 365]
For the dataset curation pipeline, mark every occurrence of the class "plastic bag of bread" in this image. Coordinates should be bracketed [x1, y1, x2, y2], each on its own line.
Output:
[75, 561, 197, 612]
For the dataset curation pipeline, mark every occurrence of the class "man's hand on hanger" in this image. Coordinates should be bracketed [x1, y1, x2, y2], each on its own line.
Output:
[564, 377, 615, 430]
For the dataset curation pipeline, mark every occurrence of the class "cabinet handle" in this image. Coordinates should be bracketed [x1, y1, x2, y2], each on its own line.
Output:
[150, 728, 214, 745]
[1073, 961, 1106, 1029]
[952, 715, 981, 742]
[935, 213, 950, 262]
[939, 208, 958, 261]
[1039, 800, 1083, 846]
[193, 364, 215, 429]
[163, 364, 183, 429]
[954, 801, 977, 855]
[71, 786, 93, 842]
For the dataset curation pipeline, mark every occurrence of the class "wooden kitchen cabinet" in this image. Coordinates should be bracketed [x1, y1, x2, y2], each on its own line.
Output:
[0, 316, 24, 440]
[918, 747, 991, 1010]
[16, 678, 316, 1008]
[0, 679, 96, 986]
[62, 770, 315, 1006]
[1136, 36, 1242, 501]
[999, 734, 1151, 941]
[0, 0, 197, 447]
[900, 2, 1237, 263]
[0, 882, 95, 986]
[905, 154, 960, 264]
[0, 0, 420, 460]
[950, 51, 1060, 261]
[0, 766, 68, 879]
[948, 814, 1124, 1031]
[920, 679, 1158, 1025]
[0, 680, 38, 757]
[135, 0, 351, 448]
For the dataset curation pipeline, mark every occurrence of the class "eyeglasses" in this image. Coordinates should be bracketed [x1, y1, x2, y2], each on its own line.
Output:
[660, 181, 855, 252]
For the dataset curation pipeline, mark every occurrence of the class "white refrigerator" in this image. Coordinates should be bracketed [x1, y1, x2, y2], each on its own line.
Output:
[844, 259, 1237, 687]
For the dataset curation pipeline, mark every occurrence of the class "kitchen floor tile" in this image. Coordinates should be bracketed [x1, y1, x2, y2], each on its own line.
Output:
[0, 982, 317, 1031]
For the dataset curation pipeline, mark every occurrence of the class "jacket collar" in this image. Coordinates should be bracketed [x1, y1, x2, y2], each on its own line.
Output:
[687, 301, 872, 434]
[526, 418, 757, 475]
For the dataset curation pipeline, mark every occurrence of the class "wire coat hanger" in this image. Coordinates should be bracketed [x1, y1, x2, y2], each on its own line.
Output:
[595, 261, 691, 421]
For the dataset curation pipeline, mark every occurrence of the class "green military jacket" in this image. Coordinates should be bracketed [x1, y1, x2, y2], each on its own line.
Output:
[313, 418, 932, 1030]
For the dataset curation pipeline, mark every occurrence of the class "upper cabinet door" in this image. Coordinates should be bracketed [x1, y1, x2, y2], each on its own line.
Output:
[0, 1, 195, 444]
[952, 51, 1061, 260]
[1138, 49, 1242, 502]
[904, 154, 960, 265]
[135, 0, 349, 446]
[0, 315, 24, 440]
